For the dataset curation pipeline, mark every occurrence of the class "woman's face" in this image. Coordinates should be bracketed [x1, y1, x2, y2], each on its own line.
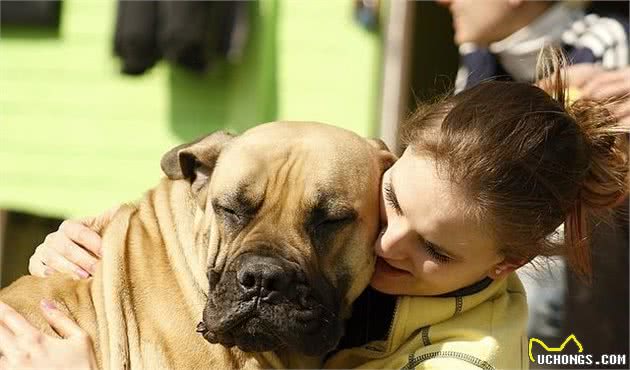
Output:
[371, 149, 507, 296]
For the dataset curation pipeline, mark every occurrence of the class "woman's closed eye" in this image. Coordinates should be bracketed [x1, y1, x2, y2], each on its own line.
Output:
[422, 240, 452, 263]
[384, 181, 403, 215]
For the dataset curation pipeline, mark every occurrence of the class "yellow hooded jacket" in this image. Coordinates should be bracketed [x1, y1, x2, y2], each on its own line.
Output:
[324, 273, 529, 369]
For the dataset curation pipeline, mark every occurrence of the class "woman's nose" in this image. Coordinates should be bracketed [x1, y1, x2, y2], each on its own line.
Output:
[376, 221, 410, 260]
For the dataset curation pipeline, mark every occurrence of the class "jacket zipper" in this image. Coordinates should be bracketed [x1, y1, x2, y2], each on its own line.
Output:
[384, 297, 401, 345]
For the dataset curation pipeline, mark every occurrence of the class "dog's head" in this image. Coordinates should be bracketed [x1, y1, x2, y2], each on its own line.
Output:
[161, 121, 395, 356]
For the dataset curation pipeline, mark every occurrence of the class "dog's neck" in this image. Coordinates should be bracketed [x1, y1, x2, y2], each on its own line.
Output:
[144, 179, 211, 317]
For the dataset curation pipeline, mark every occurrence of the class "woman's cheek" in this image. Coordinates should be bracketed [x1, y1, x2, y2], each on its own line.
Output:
[411, 252, 441, 277]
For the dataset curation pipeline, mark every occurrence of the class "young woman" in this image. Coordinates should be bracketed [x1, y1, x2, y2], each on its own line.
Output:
[1, 51, 628, 369]
[438, 0, 629, 342]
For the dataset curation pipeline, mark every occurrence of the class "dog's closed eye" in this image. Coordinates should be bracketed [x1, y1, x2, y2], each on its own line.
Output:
[214, 204, 245, 224]
[314, 215, 355, 229]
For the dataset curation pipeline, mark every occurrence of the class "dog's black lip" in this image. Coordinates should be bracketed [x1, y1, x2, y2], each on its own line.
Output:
[202, 312, 288, 351]
[196, 321, 208, 334]
[205, 299, 258, 333]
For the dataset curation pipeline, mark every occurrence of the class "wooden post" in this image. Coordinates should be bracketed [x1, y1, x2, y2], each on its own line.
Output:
[379, 0, 415, 155]
[0, 210, 6, 283]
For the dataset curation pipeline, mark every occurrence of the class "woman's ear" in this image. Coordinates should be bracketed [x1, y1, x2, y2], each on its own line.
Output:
[487, 257, 527, 279]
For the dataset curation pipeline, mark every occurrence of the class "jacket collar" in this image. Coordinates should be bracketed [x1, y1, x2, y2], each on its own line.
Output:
[489, 3, 584, 81]
[385, 274, 522, 353]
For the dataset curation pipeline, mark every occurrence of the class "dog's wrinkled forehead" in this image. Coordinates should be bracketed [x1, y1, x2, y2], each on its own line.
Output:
[210, 122, 374, 201]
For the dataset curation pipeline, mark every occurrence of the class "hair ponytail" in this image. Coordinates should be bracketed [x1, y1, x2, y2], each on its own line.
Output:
[566, 95, 629, 282]
[569, 99, 629, 209]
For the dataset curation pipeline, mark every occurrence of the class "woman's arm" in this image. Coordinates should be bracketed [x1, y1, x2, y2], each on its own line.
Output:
[0, 300, 97, 370]
[29, 206, 118, 279]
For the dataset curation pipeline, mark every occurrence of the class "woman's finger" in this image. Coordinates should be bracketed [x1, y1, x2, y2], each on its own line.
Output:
[40, 248, 90, 279]
[613, 101, 630, 128]
[582, 71, 630, 99]
[0, 355, 11, 370]
[59, 221, 102, 257]
[0, 302, 38, 339]
[0, 323, 17, 356]
[585, 82, 630, 100]
[28, 248, 55, 278]
[39, 300, 85, 339]
[56, 236, 99, 276]
[563, 63, 603, 88]
[581, 72, 621, 95]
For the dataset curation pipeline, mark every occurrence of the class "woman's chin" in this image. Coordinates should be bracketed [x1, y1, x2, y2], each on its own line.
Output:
[369, 276, 420, 295]
[369, 279, 399, 295]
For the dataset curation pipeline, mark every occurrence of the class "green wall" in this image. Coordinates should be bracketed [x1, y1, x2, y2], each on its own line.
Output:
[0, 0, 381, 218]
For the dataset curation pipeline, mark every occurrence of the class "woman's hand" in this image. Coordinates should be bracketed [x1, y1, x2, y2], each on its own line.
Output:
[29, 221, 102, 279]
[0, 300, 98, 370]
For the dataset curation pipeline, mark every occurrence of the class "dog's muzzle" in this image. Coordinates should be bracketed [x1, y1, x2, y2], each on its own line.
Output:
[198, 251, 342, 356]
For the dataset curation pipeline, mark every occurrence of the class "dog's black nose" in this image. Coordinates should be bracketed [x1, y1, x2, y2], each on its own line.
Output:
[237, 255, 293, 299]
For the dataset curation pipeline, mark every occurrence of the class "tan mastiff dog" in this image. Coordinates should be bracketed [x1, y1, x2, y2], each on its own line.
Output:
[0, 121, 394, 369]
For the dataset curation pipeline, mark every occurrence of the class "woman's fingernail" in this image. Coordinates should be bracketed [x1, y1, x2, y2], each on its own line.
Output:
[40, 299, 57, 311]
[76, 269, 90, 279]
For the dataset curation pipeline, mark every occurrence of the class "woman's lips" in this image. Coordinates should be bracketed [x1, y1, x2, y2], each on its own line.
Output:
[375, 257, 411, 277]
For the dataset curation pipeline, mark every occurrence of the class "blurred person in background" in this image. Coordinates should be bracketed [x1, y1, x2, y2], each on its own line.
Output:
[437, 0, 628, 92]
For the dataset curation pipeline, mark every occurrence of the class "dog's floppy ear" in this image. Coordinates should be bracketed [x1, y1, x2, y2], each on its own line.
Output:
[367, 138, 397, 171]
[161, 131, 236, 192]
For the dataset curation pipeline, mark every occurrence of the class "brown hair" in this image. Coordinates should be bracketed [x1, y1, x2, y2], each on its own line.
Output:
[401, 48, 628, 281]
